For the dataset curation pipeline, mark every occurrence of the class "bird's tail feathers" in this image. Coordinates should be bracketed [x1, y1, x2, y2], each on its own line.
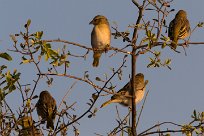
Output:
[100, 99, 123, 108]
[46, 118, 54, 129]
[46, 109, 54, 129]
[92, 52, 102, 67]
[100, 100, 112, 108]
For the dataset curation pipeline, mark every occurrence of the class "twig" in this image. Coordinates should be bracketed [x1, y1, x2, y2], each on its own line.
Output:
[43, 39, 132, 55]
[136, 90, 150, 128]
[58, 81, 77, 110]
[38, 73, 114, 95]
[55, 57, 127, 134]
[139, 121, 182, 135]
[109, 110, 131, 135]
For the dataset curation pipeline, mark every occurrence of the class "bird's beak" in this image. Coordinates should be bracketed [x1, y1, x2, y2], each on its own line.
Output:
[89, 20, 93, 25]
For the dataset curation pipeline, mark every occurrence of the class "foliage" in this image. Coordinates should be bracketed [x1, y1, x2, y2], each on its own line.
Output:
[0, 0, 204, 136]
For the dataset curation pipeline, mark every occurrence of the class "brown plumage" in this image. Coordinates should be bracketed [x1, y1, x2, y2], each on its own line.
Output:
[90, 15, 111, 67]
[168, 10, 190, 49]
[36, 91, 57, 129]
[101, 73, 148, 108]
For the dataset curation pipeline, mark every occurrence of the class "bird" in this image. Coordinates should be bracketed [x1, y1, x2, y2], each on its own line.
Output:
[36, 90, 57, 129]
[100, 73, 148, 108]
[168, 10, 191, 50]
[89, 15, 111, 67]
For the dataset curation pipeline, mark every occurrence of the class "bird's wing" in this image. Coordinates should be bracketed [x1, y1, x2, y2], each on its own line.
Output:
[168, 19, 174, 39]
[178, 19, 190, 39]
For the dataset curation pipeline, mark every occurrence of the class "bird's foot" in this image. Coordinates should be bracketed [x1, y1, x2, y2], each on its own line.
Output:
[181, 39, 189, 56]
[104, 44, 110, 53]
[183, 39, 189, 47]
[171, 46, 181, 53]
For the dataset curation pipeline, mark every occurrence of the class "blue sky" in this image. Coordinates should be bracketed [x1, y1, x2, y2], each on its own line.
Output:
[1, 0, 204, 136]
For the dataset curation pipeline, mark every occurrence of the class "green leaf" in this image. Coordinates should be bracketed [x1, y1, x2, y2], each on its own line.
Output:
[88, 114, 92, 118]
[193, 110, 197, 118]
[22, 59, 30, 64]
[155, 63, 160, 67]
[27, 19, 31, 28]
[146, 30, 151, 37]
[85, 74, 89, 79]
[48, 48, 58, 57]
[45, 53, 49, 61]
[154, 51, 161, 57]
[197, 22, 204, 27]
[24, 19, 31, 28]
[0, 89, 6, 101]
[0, 53, 12, 61]
[93, 108, 98, 114]
[0, 65, 7, 71]
[149, 57, 154, 62]
[142, 37, 149, 43]
[51, 60, 58, 66]
[160, 34, 170, 42]
[32, 95, 38, 100]
[165, 59, 171, 65]
[21, 56, 30, 64]
[161, 42, 166, 49]
[92, 93, 98, 100]
[95, 77, 101, 81]
[147, 62, 154, 68]
[35, 31, 43, 39]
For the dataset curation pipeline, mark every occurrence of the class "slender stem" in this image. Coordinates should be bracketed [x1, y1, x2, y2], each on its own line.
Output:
[43, 39, 132, 55]
[55, 58, 127, 134]
[131, 1, 146, 135]
[136, 90, 149, 128]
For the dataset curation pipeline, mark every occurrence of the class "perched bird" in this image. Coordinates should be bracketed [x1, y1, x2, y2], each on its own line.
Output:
[90, 15, 111, 67]
[168, 10, 191, 49]
[101, 73, 148, 108]
[36, 91, 57, 129]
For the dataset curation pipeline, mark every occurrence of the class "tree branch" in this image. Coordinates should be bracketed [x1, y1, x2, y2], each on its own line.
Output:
[43, 39, 132, 55]
[55, 58, 127, 134]
[131, 1, 146, 135]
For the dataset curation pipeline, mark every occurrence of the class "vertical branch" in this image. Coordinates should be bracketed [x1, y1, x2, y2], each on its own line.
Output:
[131, 1, 146, 136]
[131, 45, 137, 136]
